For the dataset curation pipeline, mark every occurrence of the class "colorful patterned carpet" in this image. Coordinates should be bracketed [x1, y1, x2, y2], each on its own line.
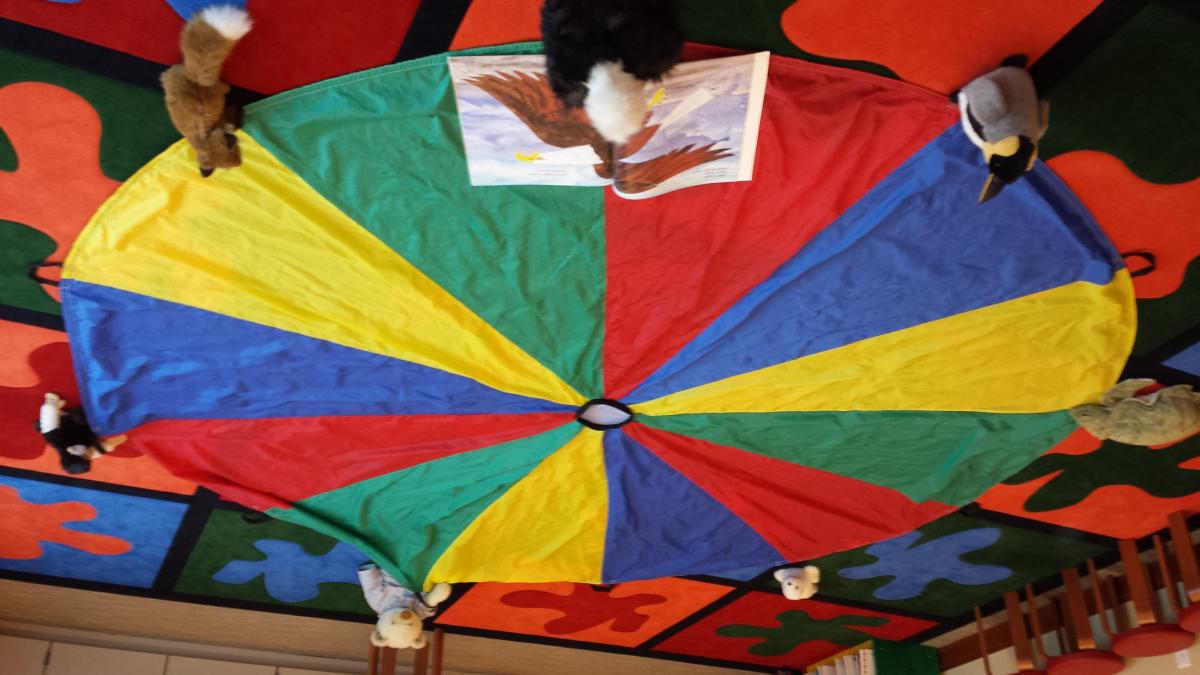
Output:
[2, 0, 1199, 671]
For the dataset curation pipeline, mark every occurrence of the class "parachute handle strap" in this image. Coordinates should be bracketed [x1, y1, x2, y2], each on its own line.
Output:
[1121, 251, 1156, 278]
[27, 261, 63, 288]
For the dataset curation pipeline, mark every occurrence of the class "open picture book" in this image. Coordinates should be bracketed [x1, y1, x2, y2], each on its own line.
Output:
[448, 51, 770, 199]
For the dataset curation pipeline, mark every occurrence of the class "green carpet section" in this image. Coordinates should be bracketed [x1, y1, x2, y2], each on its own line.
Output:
[678, 0, 897, 79]
[174, 509, 372, 614]
[638, 411, 1076, 506]
[1003, 432, 1200, 512]
[717, 611, 888, 656]
[272, 422, 580, 590]
[1134, 257, 1200, 356]
[0, 48, 177, 182]
[244, 52, 606, 399]
[1041, 0, 1200, 184]
[873, 641, 940, 674]
[808, 513, 1107, 617]
[0, 126, 15, 172]
[0, 219, 59, 314]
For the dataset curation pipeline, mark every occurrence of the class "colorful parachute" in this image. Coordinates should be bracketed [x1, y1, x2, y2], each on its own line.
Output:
[61, 46, 1134, 590]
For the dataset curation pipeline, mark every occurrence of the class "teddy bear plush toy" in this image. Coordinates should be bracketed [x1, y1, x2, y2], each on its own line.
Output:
[358, 563, 451, 649]
[774, 565, 821, 600]
[1070, 378, 1200, 446]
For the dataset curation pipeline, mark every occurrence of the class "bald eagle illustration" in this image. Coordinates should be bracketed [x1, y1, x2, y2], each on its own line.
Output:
[464, 71, 730, 194]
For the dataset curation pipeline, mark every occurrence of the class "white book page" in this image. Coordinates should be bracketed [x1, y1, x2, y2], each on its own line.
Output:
[613, 51, 770, 200]
[448, 55, 612, 188]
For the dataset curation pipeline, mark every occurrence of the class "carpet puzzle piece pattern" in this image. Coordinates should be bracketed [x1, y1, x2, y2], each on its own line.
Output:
[0, 474, 186, 586]
[212, 539, 363, 603]
[451, 0, 897, 78]
[1040, 0, 1200, 185]
[436, 579, 732, 647]
[0, 47, 178, 182]
[808, 511, 1108, 617]
[449, 0, 545, 50]
[0, 82, 121, 303]
[654, 593, 935, 668]
[837, 529, 1011, 601]
[175, 509, 371, 614]
[0, 219, 59, 315]
[0, 319, 66, 389]
[717, 610, 888, 656]
[977, 429, 1200, 538]
[1132, 258, 1200, 357]
[677, 0, 895, 77]
[0, 125, 13, 171]
[1000, 434, 1200, 512]
[0, 444, 195, 494]
[500, 585, 667, 634]
[0, 484, 128, 559]
[0, 0, 422, 94]
[1048, 151, 1200, 300]
[780, 0, 1100, 93]
[1165, 341, 1200, 378]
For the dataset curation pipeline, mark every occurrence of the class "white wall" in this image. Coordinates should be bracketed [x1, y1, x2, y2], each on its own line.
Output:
[0, 634, 358, 675]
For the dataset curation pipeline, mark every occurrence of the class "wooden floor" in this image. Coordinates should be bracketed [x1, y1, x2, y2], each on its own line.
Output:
[0, 580, 744, 675]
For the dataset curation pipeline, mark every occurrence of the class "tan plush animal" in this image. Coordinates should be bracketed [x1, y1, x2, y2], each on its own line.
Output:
[358, 563, 451, 649]
[774, 566, 820, 600]
[1070, 378, 1200, 446]
[161, 5, 252, 177]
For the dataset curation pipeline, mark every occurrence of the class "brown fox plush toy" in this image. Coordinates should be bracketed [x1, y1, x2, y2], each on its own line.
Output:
[161, 5, 252, 177]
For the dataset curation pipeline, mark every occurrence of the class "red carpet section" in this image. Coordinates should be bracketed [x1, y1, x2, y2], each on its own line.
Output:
[1046, 151, 1200, 300]
[0, 0, 421, 93]
[779, 0, 1102, 93]
[452, 0, 541, 50]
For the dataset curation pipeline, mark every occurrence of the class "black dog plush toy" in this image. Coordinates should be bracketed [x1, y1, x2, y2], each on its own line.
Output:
[541, 0, 683, 144]
[37, 393, 109, 474]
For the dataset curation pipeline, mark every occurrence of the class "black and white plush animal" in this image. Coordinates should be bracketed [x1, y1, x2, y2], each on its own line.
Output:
[37, 393, 108, 474]
[953, 56, 1049, 203]
[541, 0, 683, 144]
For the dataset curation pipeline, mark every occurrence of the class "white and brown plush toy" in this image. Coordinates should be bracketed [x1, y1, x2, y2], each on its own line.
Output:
[1070, 378, 1200, 446]
[358, 563, 451, 649]
[38, 392, 110, 474]
[774, 565, 821, 601]
[161, 5, 252, 177]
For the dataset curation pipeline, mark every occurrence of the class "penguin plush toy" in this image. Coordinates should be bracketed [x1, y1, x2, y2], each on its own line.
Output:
[37, 393, 108, 474]
[953, 56, 1050, 203]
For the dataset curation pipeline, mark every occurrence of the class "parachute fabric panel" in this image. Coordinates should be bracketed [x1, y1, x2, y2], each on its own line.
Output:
[244, 55, 608, 399]
[62, 134, 582, 410]
[273, 423, 581, 590]
[60, 46, 1136, 587]
[425, 428, 608, 586]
